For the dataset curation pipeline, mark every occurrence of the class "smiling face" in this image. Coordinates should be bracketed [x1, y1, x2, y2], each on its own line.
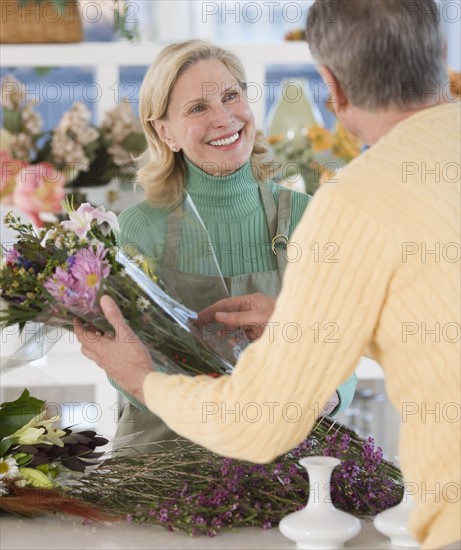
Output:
[153, 59, 256, 176]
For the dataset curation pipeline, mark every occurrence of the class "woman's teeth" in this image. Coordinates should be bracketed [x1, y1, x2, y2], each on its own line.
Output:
[209, 132, 239, 147]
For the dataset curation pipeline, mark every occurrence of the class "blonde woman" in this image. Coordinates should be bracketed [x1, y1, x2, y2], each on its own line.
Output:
[108, 40, 357, 451]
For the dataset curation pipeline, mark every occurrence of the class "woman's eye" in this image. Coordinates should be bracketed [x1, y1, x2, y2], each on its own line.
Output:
[190, 104, 205, 114]
[224, 91, 239, 102]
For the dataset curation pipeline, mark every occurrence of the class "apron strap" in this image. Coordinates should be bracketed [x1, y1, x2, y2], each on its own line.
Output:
[258, 181, 278, 238]
[162, 185, 293, 274]
[161, 202, 184, 269]
[272, 188, 292, 274]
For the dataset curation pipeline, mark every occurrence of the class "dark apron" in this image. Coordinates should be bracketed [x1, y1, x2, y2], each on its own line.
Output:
[113, 184, 292, 455]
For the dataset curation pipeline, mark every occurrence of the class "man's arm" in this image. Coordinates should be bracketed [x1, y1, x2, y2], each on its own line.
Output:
[142, 185, 396, 462]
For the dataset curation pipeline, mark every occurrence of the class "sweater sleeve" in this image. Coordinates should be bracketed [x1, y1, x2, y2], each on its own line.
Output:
[285, 186, 358, 416]
[142, 184, 397, 462]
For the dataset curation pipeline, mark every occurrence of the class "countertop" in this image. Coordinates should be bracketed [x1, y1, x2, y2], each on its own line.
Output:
[0, 515, 411, 550]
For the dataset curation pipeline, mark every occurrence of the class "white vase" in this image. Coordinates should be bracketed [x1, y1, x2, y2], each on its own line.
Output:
[279, 456, 361, 549]
[373, 487, 420, 548]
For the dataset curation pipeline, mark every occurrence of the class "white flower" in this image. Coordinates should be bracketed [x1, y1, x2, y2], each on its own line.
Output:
[8, 412, 66, 447]
[0, 480, 10, 496]
[14, 477, 26, 488]
[0, 457, 20, 481]
[61, 202, 120, 239]
[136, 297, 150, 311]
[40, 228, 57, 247]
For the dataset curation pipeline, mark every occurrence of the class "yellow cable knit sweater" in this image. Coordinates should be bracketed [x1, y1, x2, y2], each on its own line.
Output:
[143, 102, 461, 549]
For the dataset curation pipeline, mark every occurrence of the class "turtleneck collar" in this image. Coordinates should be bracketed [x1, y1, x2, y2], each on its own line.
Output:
[184, 157, 261, 207]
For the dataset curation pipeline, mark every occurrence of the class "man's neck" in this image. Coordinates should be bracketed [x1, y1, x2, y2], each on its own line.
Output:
[347, 100, 448, 146]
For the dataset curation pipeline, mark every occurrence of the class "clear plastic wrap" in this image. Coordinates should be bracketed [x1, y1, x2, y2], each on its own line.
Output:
[0, 197, 246, 377]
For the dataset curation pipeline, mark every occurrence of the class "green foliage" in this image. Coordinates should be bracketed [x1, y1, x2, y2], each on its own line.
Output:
[0, 389, 45, 440]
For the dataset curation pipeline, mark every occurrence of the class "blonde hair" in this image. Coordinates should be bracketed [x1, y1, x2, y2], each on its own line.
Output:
[137, 39, 276, 209]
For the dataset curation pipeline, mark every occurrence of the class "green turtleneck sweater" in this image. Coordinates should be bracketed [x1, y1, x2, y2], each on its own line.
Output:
[118, 159, 310, 277]
[114, 159, 357, 414]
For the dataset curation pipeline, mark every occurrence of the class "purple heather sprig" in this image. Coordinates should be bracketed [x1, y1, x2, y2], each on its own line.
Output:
[77, 418, 403, 537]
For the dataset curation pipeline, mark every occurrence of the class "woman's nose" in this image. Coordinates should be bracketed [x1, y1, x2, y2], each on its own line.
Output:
[210, 103, 234, 127]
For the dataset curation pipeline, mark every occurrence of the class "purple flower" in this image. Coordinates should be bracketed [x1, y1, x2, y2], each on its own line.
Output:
[194, 516, 206, 525]
[159, 509, 169, 522]
[66, 245, 111, 311]
[44, 267, 75, 300]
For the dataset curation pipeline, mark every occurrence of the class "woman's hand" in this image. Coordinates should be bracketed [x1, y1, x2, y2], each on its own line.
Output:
[198, 293, 276, 342]
[73, 295, 153, 404]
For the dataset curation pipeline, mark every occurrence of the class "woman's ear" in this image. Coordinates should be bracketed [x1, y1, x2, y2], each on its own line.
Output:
[152, 120, 180, 153]
[152, 120, 169, 143]
[317, 64, 349, 113]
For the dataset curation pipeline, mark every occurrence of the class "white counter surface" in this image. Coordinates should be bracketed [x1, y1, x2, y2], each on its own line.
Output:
[0, 515, 410, 550]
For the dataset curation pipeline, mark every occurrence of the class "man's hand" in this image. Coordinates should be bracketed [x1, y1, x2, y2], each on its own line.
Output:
[73, 295, 153, 404]
[198, 293, 276, 342]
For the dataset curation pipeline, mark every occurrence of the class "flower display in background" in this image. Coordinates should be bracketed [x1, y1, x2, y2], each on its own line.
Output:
[268, 121, 363, 196]
[0, 74, 147, 226]
[447, 68, 461, 100]
[12, 163, 66, 227]
[0, 151, 26, 204]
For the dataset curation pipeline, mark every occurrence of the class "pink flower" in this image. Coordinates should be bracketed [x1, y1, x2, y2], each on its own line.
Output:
[61, 203, 120, 239]
[71, 247, 110, 291]
[12, 163, 66, 227]
[4, 247, 20, 265]
[44, 267, 75, 300]
[0, 151, 26, 204]
[44, 247, 111, 314]
[66, 246, 111, 313]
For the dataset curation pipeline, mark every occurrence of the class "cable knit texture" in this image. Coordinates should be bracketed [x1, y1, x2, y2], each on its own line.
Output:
[143, 103, 461, 549]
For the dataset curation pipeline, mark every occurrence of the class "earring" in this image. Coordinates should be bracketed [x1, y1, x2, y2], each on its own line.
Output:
[171, 146, 178, 152]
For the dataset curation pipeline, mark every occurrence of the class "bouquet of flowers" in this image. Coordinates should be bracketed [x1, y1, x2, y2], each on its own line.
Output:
[0, 201, 239, 377]
[0, 74, 146, 226]
[0, 388, 111, 520]
[76, 417, 403, 536]
[269, 122, 362, 195]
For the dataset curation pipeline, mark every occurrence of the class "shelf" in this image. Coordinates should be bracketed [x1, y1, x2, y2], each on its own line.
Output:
[0, 41, 314, 125]
[0, 41, 313, 67]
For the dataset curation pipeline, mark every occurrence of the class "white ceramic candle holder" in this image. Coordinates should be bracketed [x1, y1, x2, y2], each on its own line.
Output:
[279, 456, 361, 549]
[373, 486, 420, 548]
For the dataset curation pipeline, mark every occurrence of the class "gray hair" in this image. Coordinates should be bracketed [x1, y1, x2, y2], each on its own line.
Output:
[306, 0, 448, 110]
